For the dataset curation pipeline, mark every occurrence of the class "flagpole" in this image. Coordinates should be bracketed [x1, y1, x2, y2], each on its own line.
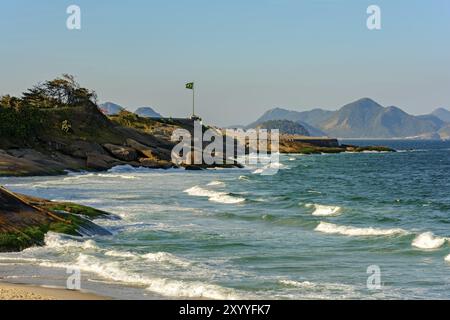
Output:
[192, 83, 195, 117]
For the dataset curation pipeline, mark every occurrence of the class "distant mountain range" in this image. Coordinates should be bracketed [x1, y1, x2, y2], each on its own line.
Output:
[99, 102, 162, 118]
[248, 98, 450, 139]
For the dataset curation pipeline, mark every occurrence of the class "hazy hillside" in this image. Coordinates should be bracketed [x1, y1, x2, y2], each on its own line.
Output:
[248, 107, 333, 128]
[320, 99, 444, 138]
[438, 124, 450, 140]
[432, 108, 450, 123]
[99, 102, 124, 115]
[248, 108, 329, 137]
[135, 107, 162, 118]
[250, 98, 447, 139]
[255, 120, 310, 135]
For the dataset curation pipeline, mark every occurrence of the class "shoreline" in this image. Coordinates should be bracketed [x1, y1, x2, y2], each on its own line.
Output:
[0, 281, 109, 300]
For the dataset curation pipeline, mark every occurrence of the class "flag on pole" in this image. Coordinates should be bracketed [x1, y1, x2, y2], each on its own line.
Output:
[186, 82, 194, 90]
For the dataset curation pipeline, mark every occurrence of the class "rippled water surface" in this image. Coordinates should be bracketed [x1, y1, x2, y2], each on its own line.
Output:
[1, 140, 450, 299]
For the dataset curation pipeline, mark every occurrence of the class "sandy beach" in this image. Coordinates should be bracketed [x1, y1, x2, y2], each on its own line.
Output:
[0, 282, 108, 300]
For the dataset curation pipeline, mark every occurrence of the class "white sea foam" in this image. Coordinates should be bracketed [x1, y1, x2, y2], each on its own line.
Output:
[277, 279, 360, 299]
[104, 250, 138, 258]
[445, 254, 450, 262]
[305, 203, 342, 216]
[184, 186, 245, 204]
[315, 222, 408, 237]
[103, 250, 191, 267]
[251, 162, 287, 175]
[207, 180, 225, 186]
[142, 252, 191, 267]
[63, 173, 95, 181]
[40, 254, 241, 299]
[97, 173, 138, 180]
[44, 232, 98, 250]
[279, 280, 316, 288]
[238, 175, 250, 181]
[411, 232, 447, 249]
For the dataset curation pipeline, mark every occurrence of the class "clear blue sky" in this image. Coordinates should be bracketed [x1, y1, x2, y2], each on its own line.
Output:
[1, 0, 449, 126]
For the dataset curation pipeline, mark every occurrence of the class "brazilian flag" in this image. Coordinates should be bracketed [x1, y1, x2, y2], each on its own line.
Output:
[186, 82, 194, 90]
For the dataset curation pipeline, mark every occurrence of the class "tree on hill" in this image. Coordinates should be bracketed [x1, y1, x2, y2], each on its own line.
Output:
[0, 75, 98, 140]
[21, 74, 97, 108]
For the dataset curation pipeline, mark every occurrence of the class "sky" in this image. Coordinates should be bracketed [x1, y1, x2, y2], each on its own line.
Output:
[1, 0, 449, 126]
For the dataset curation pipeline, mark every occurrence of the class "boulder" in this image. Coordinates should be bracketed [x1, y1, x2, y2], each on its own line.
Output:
[103, 144, 138, 161]
[126, 138, 160, 159]
[138, 158, 173, 169]
[54, 140, 106, 159]
[86, 152, 122, 170]
[0, 150, 64, 176]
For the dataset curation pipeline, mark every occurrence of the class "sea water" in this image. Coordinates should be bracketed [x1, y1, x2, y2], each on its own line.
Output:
[1, 140, 450, 299]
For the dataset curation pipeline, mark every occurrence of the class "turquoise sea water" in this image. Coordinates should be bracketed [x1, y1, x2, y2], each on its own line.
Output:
[1, 140, 450, 299]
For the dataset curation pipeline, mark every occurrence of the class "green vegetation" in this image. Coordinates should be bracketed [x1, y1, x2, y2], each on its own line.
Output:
[0, 102, 43, 142]
[110, 110, 179, 138]
[0, 74, 100, 147]
[0, 219, 81, 252]
[44, 202, 110, 219]
[0, 186, 112, 252]
[0, 226, 48, 252]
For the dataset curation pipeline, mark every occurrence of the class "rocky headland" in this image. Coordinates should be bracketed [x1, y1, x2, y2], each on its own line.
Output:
[0, 75, 394, 252]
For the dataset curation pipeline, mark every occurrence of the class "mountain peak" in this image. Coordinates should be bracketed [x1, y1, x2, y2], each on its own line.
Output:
[99, 102, 124, 115]
[432, 107, 450, 122]
[134, 107, 162, 118]
[345, 97, 382, 109]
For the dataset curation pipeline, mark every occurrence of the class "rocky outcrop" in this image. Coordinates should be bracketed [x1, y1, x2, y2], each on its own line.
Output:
[0, 186, 113, 252]
[86, 152, 124, 170]
[103, 144, 138, 161]
[139, 158, 173, 169]
[126, 138, 160, 160]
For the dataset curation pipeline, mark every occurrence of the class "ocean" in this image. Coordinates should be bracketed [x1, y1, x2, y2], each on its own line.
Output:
[1, 140, 450, 299]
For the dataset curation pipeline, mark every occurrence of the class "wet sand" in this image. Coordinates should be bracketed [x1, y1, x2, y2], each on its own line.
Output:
[0, 282, 108, 300]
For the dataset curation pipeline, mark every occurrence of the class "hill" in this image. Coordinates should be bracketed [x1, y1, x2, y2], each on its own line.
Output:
[250, 98, 447, 139]
[0, 75, 239, 176]
[98, 102, 124, 115]
[255, 120, 310, 135]
[134, 107, 162, 118]
[432, 108, 450, 123]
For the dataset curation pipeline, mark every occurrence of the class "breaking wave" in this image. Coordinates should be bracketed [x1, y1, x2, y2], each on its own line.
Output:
[305, 203, 342, 216]
[184, 186, 245, 204]
[315, 222, 409, 237]
[207, 180, 225, 186]
[411, 232, 447, 249]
